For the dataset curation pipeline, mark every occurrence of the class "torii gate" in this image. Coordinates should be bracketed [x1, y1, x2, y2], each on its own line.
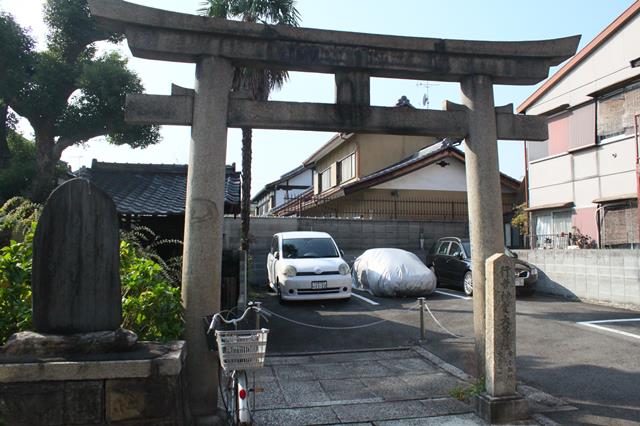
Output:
[89, 1, 578, 423]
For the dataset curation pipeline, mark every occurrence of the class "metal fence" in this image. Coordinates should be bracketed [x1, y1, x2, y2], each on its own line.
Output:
[526, 233, 572, 249]
[275, 192, 511, 221]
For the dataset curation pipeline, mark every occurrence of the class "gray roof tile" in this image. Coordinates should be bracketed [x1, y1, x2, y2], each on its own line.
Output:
[76, 161, 241, 215]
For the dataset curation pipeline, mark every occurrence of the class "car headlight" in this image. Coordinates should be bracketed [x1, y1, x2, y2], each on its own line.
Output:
[283, 265, 297, 277]
[338, 263, 350, 275]
[530, 267, 538, 276]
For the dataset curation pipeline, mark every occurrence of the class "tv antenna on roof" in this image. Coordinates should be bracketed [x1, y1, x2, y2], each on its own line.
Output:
[417, 81, 439, 109]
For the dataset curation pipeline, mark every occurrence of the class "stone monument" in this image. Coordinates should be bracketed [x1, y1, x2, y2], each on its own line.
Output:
[0, 179, 188, 425]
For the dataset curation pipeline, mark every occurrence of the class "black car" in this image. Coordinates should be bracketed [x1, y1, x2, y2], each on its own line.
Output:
[425, 237, 538, 296]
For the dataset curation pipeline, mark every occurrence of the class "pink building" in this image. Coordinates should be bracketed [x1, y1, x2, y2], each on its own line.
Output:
[518, 1, 640, 249]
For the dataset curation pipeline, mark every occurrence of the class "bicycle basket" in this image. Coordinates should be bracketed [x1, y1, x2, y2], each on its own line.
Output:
[215, 329, 269, 371]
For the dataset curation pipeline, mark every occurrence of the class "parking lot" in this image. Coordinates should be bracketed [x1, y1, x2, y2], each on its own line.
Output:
[253, 286, 640, 425]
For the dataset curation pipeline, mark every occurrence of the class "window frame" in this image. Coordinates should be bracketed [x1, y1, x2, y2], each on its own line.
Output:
[337, 152, 356, 184]
[318, 166, 332, 193]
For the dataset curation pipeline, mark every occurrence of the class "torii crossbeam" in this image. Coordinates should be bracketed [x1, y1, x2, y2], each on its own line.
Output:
[89, 1, 579, 423]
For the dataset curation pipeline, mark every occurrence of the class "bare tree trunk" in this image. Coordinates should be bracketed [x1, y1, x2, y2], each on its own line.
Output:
[30, 131, 57, 203]
[240, 127, 252, 251]
[0, 103, 10, 169]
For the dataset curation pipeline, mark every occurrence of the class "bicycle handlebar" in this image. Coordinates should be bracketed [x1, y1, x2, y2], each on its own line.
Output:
[207, 302, 265, 334]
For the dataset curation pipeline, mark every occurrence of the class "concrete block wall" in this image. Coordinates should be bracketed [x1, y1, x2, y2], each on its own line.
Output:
[514, 249, 640, 309]
[224, 217, 468, 286]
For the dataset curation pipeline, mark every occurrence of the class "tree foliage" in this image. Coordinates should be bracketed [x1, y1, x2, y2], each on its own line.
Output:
[0, 133, 37, 204]
[511, 203, 529, 236]
[0, 0, 160, 202]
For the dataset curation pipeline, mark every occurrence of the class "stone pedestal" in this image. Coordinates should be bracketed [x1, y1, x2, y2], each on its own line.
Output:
[476, 253, 529, 423]
[0, 342, 188, 426]
[474, 393, 529, 424]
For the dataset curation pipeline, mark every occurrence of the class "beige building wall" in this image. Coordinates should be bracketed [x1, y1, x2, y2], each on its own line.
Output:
[312, 134, 435, 195]
[528, 135, 637, 209]
[356, 135, 435, 177]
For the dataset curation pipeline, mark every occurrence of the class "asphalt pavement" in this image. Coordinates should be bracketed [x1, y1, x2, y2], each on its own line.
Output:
[251, 285, 640, 425]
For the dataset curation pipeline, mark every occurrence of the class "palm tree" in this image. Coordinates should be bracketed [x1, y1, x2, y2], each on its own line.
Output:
[202, 0, 300, 251]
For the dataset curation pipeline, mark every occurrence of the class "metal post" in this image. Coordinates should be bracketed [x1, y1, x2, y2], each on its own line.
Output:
[418, 297, 426, 341]
[254, 301, 262, 329]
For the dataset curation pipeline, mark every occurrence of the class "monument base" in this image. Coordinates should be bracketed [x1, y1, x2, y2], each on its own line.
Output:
[474, 392, 529, 424]
[0, 341, 188, 426]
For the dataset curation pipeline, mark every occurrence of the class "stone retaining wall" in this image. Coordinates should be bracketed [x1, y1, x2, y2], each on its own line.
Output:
[0, 342, 188, 426]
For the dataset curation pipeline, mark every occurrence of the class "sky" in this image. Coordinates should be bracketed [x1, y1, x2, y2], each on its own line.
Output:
[0, 0, 636, 196]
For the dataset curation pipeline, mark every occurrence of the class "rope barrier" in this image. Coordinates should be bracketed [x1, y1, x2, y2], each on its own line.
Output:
[422, 301, 465, 338]
[261, 298, 465, 338]
[261, 307, 390, 330]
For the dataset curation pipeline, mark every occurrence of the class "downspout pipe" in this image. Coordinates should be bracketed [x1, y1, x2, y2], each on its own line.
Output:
[635, 113, 640, 246]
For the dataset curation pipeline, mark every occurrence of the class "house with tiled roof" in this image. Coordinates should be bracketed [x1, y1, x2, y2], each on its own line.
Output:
[77, 160, 241, 246]
[518, 1, 640, 249]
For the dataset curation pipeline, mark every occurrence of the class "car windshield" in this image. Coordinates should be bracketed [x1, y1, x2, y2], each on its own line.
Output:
[458, 243, 516, 259]
[282, 238, 339, 259]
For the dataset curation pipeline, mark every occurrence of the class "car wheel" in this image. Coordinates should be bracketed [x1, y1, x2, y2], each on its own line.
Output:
[463, 271, 473, 296]
[277, 281, 286, 305]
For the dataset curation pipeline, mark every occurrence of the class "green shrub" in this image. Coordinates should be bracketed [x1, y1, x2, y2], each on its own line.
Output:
[0, 224, 34, 344]
[120, 240, 183, 341]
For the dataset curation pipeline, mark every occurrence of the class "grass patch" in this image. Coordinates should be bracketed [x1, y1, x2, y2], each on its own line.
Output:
[450, 376, 485, 401]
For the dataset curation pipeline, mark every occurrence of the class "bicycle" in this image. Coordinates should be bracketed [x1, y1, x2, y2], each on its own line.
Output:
[205, 302, 269, 425]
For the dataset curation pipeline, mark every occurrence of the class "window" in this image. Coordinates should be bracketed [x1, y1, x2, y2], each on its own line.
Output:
[437, 241, 450, 255]
[597, 81, 640, 141]
[270, 236, 279, 254]
[448, 242, 463, 257]
[281, 238, 339, 259]
[319, 168, 331, 193]
[533, 210, 572, 248]
[337, 153, 356, 184]
[601, 200, 639, 248]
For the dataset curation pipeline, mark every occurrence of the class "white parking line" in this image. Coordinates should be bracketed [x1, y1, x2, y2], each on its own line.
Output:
[435, 290, 472, 300]
[577, 318, 640, 340]
[351, 292, 379, 305]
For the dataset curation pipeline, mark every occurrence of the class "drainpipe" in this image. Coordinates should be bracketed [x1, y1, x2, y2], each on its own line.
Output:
[524, 139, 531, 248]
[635, 113, 640, 245]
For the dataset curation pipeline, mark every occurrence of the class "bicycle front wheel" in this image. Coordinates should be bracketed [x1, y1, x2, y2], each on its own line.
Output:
[218, 366, 238, 425]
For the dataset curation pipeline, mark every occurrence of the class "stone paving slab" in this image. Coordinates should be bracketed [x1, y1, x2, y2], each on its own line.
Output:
[279, 379, 331, 407]
[319, 378, 377, 402]
[399, 373, 465, 398]
[375, 413, 484, 425]
[252, 405, 341, 425]
[332, 400, 428, 423]
[249, 347, 568, 425]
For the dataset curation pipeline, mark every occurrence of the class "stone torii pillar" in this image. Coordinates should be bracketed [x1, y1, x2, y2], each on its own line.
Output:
[460, 75, 505, 378]
[181, 56, 233, 422]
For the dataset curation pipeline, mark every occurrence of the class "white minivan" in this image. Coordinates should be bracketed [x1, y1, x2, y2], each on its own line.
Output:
[267, 231, 352, 302]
